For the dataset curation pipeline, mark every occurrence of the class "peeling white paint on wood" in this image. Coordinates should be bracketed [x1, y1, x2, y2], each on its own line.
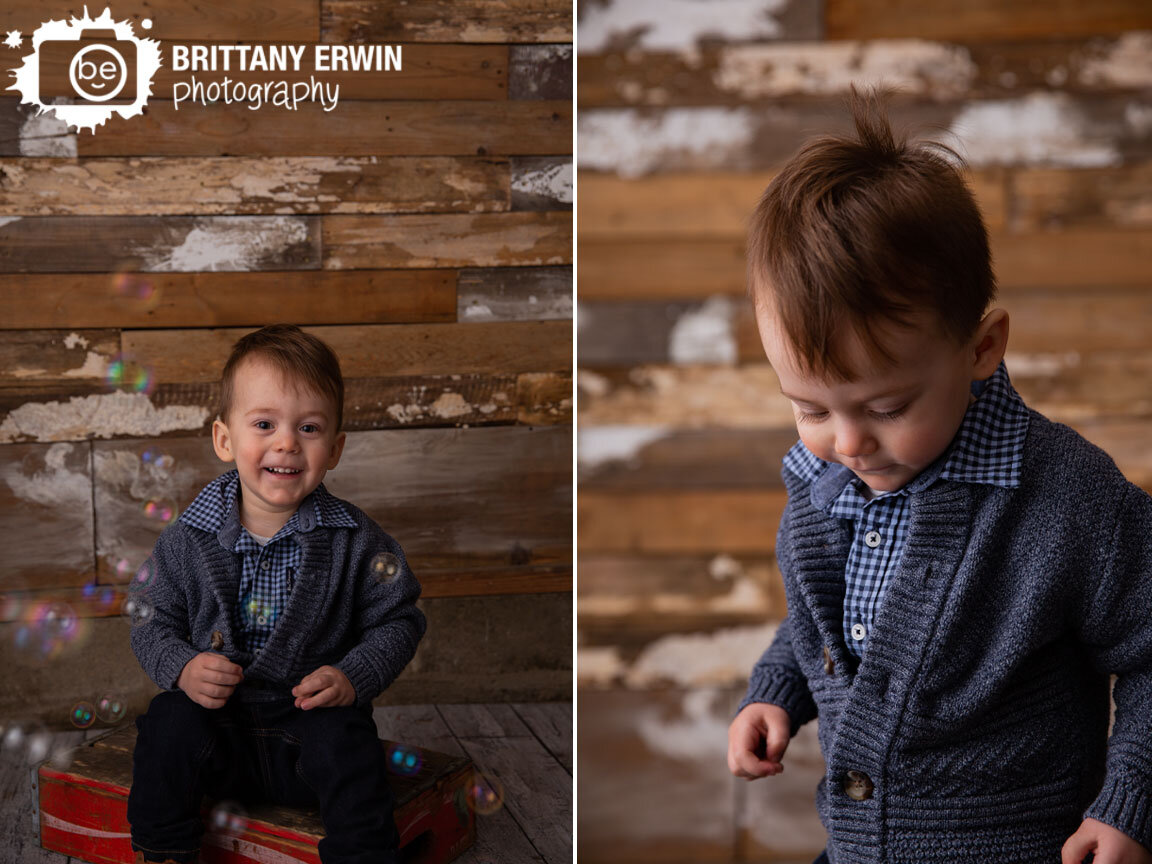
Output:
[0, 216, 23, 227]
[1004, 351, 1082, 377]
[430, 392, 471, 419]
[636, 688, 732, 760]
[714, 39, 976, 99]
[2, 442, 90, 509]
[625, 623, 777, 688]
[19, 110, 77, 157]
[136, 217, 311, 272]
[61, 351, 108, 379]
[62, 333, 90, 350]
[578, 0, 788, 54]
[578, 425, 670, 469]
[0, 392, 209, 443]
[950, 94, 1121, 168]
[1079, 32, 1152, 89]
[512, 161, 573, 204]
[669, 296, 736, 365]
[579, 108, 755, 178]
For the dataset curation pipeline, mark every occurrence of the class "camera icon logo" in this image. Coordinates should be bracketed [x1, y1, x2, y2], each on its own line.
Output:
[8, 6, 162, 133]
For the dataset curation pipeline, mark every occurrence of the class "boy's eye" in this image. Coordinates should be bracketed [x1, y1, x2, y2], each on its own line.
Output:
[795, 408, 828, 423]
[870, 406, 907, 421]
[254, 420, 272, 430]
[300, 423, 319, 434]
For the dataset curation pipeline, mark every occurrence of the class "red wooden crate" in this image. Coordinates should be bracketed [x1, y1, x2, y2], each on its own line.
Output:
[38, 724, 475, 864]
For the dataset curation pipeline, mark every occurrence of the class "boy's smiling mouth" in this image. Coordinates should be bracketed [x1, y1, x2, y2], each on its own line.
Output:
[264, 466, 302, 475]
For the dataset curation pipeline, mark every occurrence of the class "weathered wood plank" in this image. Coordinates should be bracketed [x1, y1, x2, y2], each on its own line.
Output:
[322, 0, 572, 43]
[31, 43, 508, 103]
[0, 271, 456, 330]
[1010, 164, 1152, 231]
[372, 704, 464, 757]
[72, 101, 571, 157]
[516, 372, 573, 426]
[577, 35, 1152, 107]
[123, 322, 573, 383]
[2, 0, 319, 41]
[458, 267, 572, 321]
[0, 330, 118, 391]
[438, 704, 533, 738]
[578, 170, 1006, 237]
[0, 157, 510, 216]
[322, 212, 571, 269]
[826, 0, 1152, 41]
[509, 45, 573, 100]
[511, 157, 572, 211]
[509, 702, 572, 773]
[0, 216, 319, 273]
[0, 441, 93, 590]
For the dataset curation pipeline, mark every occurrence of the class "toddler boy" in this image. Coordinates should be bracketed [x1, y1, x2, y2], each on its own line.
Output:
[726, 89, 1152, 863]
[128, 324, 425, 864]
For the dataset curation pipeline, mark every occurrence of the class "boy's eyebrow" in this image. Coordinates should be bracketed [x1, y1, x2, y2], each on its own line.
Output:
[779, 384, 915, 403]
[244, 406, 328, 419]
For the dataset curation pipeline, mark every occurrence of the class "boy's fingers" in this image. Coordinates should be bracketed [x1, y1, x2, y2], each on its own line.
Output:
[1061, 831, 1094, 864]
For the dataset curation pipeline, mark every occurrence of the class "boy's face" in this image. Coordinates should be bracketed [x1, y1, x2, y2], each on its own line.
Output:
[756, 303, 1007, 494]
[212, 356, 345, 532]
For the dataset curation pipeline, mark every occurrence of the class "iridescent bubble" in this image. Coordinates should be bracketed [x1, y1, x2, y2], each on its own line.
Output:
[114, 558, 134, 581]
[114, 273, 158, 304]
[134, 557, 157, 589]
[466, 771, 505, 816]
[141, 448, 175, 470]
[95, 696, 126, 723]
[370, 553, 402, 585]
[208, 801, 248, 835]
[105, 354, 155, 395]
[100, 588, 116, 608]
[70, 702, 95, 729]
[141, 447, 158, 464]
[37, 602, 78, 640]
[121, 596, 153, 626]
[143, 499, 176, 524]
[385, 744, 423, 777]
[3, 726, 23, 749]
[241, 593, 277, 628]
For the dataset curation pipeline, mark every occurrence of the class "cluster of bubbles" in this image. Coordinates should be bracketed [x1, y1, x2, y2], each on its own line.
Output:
[140, 448, 175, 471]
[121, 595, 154, 626]
[105, 354, 155, 395]
[208, 801, 248, 835]
[69, 695, 128, 729]
[370, 553, 403, 585]
[9, 600, 84, 658]
[464, 770, 505, 816]
[81, 582, 119, 610]
[385, 744, 423, 777]
[142, 499, 177, 524]
[241, 593, 279, 629]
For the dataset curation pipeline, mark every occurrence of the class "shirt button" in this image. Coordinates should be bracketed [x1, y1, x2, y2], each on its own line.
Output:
[261, 560, 270, 570]
[851, 623, 867, 641]
[843, 770, 874, 801]
[864, 530, 882, 548]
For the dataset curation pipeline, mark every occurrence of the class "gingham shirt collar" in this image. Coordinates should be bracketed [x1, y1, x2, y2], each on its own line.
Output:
[178, 469, 357, 547]
[782, 361, 1030, 504]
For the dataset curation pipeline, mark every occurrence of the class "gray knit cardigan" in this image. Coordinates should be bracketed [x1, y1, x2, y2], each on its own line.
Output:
[740, 411, 1152, 862]
[130, 489, 425, 708]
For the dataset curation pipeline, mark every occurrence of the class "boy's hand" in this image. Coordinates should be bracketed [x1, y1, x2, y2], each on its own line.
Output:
[292, 665, 355, 710]
[177, 652, 244, 709]
[727, 702, 792, 780]
[1063, 818, 1152, 864]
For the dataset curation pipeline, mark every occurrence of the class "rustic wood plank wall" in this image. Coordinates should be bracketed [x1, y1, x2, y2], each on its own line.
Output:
[0, 0, 573, 727]
[576, 1, 1152, 861]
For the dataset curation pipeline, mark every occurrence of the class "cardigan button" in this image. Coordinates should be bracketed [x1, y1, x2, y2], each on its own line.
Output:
[822, 646, 834, 675]
[843, 770, 874, 801]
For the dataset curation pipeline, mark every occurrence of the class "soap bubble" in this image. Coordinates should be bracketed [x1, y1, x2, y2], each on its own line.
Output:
[106, 354, 155, 395]
[114, 272, 157, 303]
[96, 696, 126, 723]
[70, 702, 95, 729]
[37, 602, 78, 640]
[370, 553, 402, 585]
[208, 801, 248, 835]
[241, 593, 278, 628]
[121, 596, 153, 626]
[465, 771, 505, 816]
[133, 557, 157, 589]
[385, 744, 423, 777]
[143, 499, 176, 524]
[141, 448, 175, 470]
[113, 558, 134, 580]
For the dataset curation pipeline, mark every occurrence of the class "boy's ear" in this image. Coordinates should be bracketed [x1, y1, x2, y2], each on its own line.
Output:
[326, 431, 347, 471]
[971, 308, 1009, 380]
[212, 418, 236, 463]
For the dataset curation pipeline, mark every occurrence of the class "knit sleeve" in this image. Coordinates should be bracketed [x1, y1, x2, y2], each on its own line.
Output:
[1080, 483, 1152, 849]
[736, 615, 818, 736]
[129, 528, 200, 691]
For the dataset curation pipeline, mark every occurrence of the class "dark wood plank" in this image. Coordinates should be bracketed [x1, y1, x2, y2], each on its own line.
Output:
[826, 0, 1152, 41]
[322, 212, 571, 269]
[509, 45, 572, 100]
[0, 157, 510, 216]
[1, 0, 319, 41]
[322, 0, 572, 43]
[372, 704, 464, 757]
[123, 322, 573, 383]
[0, 329, 119, 391]
[438, 704, 532, 738]
[509, 702, 571, 773]
[0, 271, 456, 330]
[75, 100, 571, 157]
[458, 267, 572, 321]
[511, 158, 572, 211]
[0, 216, 319, 273]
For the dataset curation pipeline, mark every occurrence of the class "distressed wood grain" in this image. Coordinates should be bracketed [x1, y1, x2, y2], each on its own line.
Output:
[510, 702, 572, 773]
[509, 45, 573, 100]
[322, 0, 572, 43]
[516, 372, 573, 426]
[511, 157, 573, 211]
[1, 0, 319, 41]
[0, 271, 456, 330]
[322, 212, 571, 269]
[826, 0, 1152, 41]
[0, 157, 510, 216]
[0, 329, 119, 391]
[0, 215, 319, 273]
[1010, 164, 1152, 231]
[458, 266, 573, 321]
[123, 322, 572, 383]
[73, 101, 571, 157]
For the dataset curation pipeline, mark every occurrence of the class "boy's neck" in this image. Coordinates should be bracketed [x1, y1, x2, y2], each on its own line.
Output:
[237, 489, 297, 539]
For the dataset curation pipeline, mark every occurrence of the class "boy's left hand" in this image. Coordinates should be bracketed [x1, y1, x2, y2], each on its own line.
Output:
[292, 665, 355, 710]
[1063, 818, 1152, 864]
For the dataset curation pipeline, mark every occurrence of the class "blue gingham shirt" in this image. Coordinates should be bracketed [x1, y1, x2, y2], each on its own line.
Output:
[782, 361, 1030, 658]
[178, 470, 358, 653]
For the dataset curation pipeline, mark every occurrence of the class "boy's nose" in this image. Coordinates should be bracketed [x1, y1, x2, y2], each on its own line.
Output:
[834, 422, 876, 459]
[274, 430, 300, 451]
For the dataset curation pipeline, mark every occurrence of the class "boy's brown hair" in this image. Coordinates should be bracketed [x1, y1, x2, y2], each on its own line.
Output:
[218, 324, 345, 431]
[747, 86, 996, 381]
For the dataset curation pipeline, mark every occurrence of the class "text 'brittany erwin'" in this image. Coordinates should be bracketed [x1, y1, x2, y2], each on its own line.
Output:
[170, 44, 403, 73]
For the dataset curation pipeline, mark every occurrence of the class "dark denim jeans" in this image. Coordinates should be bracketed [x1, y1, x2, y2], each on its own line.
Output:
[813, 853, 829, 864]
[127, 689, 398, 864]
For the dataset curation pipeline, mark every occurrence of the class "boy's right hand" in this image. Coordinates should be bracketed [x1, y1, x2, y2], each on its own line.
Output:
[177, 652, 244, 709]
[727, 702, 792, 780]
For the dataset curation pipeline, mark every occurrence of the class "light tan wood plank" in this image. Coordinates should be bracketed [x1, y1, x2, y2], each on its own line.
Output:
[321, 0, 572, 43]
[323, 212, 571, 269]
[1011, 165, 1152, 232]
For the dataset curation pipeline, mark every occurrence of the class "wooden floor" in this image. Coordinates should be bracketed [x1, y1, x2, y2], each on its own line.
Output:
[0, 701, 572, 864]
